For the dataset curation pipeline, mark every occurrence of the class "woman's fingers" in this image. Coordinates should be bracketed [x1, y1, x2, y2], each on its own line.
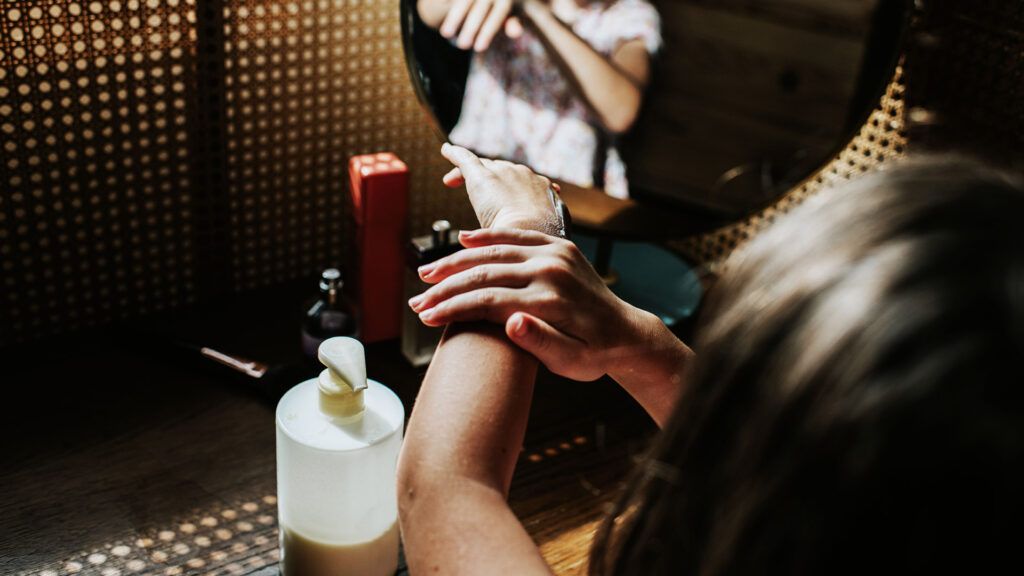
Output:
[474, 0, 511, 52]
[504, 16, 523, 39]
[440, 0, 474, 39]
[418, 244, 532, 283]
[410, 263, 532, 313]
[457, 0, 493, 50]
[505, 313, 591, 378]
[457, 228, 556, 249]
[416, 287, 522, 327]
[442, 166, 464, 187]
[440, 143, 485, 179]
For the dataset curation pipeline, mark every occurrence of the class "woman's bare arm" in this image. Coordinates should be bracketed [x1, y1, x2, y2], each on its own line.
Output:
[396, 322, 552, 575]
[522, 0, 650, 134]
[396, 146, 564, 575]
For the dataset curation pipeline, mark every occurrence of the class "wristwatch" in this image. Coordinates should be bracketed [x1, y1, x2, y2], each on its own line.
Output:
[548, 184, 572, 240]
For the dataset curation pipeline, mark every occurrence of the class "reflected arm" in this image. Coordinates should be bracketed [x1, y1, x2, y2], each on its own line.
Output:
[522, 0, 651, 134]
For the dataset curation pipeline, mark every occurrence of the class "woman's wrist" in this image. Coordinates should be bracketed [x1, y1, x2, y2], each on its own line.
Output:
[518, 0, 551, 24]
[491, 211, 562, 237]
[607, 305, 694, 427]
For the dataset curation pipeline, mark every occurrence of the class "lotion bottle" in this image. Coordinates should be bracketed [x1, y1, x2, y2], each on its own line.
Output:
[276, 337, 404, 575]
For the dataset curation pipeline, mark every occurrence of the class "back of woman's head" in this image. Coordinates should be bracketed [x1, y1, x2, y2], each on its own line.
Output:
[592, 156, 1024, 576]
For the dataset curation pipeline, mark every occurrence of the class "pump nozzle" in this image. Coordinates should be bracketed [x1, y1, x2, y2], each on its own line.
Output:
[317, 337, 368, 419]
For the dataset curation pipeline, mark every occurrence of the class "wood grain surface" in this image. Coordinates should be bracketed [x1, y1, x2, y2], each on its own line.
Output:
[625, 0, 884, 215]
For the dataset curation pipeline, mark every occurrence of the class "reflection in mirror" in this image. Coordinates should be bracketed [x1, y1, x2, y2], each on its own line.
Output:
[403, 0, 908, 220]
[413, 0, 663, 201]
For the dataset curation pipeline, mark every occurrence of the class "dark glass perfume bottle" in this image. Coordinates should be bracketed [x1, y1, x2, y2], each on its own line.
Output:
[402, 220, 462, 366]
[301, 268, 359, 361]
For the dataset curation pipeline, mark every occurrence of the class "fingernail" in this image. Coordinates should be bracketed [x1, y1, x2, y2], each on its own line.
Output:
[459, 229, 476, 239]
[441, 142, 450, 152]
[512, 315, 527, 337]
[419, 309, 436, 323]
[418, 263, 435, 277]
[408, 295, 424, 310]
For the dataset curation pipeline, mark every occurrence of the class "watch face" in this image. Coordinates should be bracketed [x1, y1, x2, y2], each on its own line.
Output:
[547, 185, 570, 239]
[559, 199, 572, 239]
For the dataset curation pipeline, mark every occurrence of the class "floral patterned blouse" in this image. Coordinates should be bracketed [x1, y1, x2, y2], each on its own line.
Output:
[449, 0, 662, 199]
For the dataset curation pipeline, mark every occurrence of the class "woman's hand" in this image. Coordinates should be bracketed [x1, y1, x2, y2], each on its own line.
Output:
[409, 228, 645, 382]
[432, 145, 692, 425]
[441, 144, 562, 235]
[434, 0, 525, 52]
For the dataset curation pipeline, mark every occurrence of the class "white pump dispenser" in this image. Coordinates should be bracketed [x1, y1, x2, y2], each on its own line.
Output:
[276, 337, 404, 576]
[316, 336, 369, 421]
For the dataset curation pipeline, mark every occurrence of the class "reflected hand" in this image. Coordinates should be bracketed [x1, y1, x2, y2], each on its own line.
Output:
[441, 143, 561, 234]
[408, 228, 645, 382]
[440, 0, 524, 51]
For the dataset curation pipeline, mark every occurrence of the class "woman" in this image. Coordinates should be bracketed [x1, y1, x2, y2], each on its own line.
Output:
[397, 144, 1024, 574]
[416, 0, 661, 198]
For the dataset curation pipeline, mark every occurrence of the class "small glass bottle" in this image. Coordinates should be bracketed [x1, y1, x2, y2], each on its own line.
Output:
[301, 268, 359, 362]
[276, 337, 405, 576]
[402, 220, 462, 366]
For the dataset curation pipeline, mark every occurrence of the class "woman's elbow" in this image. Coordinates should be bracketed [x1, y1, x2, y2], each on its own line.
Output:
[396, 449, 422, 518]
[603, 106, 640, 135]
[601, 91, 644, 135]
[396, 448, 451, 518]
[604, 113, 638, 135]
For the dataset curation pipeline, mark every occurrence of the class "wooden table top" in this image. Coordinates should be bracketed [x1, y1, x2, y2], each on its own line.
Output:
[557, 182, 726, 241]
[0, 283, 658, 576]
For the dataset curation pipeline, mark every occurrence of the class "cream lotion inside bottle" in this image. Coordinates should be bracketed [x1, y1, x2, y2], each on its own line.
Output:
[276, 337, 405, 576]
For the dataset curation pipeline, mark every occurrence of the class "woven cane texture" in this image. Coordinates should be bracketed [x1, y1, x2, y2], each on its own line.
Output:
[1, 0, 199, 343]
[0, 0, 471, 346]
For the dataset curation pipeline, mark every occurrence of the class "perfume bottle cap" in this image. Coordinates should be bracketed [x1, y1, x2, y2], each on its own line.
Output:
[431, 220, 452, 248]
[317, 337, 367, 419]
[320, 268, 343, 292]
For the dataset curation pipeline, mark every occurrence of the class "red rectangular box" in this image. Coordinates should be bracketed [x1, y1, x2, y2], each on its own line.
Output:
[349, 152, 409, 343]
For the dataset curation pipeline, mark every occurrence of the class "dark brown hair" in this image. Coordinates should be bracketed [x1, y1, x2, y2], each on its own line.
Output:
[591, 156, 1024, 575]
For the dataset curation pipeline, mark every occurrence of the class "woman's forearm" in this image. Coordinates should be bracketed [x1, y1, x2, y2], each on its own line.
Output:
[522, 1, 646, 134]
[401, 322, 537, 491]
[397, 322, 551, 575]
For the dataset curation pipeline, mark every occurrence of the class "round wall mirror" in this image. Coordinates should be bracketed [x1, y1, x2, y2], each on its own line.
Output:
[402, 0, 911, 238]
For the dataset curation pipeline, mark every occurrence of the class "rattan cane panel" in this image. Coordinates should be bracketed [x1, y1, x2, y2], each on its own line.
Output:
[1, 0, 199, 345]
[221, 0, 473, 291]
[0, 0, 472, 346]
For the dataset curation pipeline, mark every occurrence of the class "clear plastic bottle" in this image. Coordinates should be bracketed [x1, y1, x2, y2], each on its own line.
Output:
[276, 337, 405, 576]
[402, 220, 462, 366]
